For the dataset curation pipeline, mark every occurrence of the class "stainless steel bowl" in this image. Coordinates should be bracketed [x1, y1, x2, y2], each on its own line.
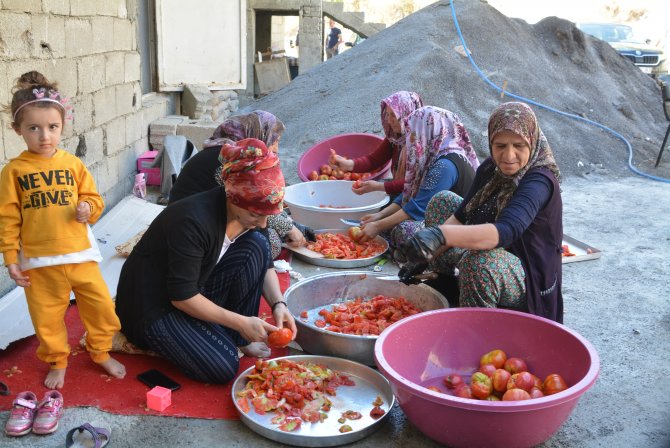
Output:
[290, 229, 388, 269]
[285, 271, 450, 366]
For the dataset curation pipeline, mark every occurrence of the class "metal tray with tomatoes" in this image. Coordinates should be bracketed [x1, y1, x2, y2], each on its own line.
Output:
[231, 355, 395, 447]
[288, 229, 388, 269]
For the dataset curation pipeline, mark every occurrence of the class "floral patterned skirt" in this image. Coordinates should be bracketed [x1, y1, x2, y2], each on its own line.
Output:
[424, 191, 527, 309]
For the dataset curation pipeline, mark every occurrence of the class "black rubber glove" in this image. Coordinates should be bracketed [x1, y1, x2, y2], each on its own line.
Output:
[399, 226, 446, 264]
[294, 222, 316, 242]
[398, 262, 429, 285]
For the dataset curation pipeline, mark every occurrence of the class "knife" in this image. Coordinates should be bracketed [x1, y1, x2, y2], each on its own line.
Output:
[377, 272, 439, 281]
[340, 218, 361, 226]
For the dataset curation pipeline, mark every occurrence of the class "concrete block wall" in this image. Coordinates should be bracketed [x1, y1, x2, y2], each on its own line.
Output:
[0, 2, 170, 297]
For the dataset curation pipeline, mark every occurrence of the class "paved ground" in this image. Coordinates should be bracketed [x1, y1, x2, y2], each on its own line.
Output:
[1, 174, 669, 447]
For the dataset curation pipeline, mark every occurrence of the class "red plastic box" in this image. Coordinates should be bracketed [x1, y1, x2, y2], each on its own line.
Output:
[137, 150, 161, 186]
[146, 386, 171, 411]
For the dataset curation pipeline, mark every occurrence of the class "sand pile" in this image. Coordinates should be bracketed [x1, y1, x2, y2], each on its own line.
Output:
[241, 0, 669, 184]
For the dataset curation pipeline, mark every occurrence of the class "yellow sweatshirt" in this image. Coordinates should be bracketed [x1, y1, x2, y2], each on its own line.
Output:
[0, 149, 104, 265]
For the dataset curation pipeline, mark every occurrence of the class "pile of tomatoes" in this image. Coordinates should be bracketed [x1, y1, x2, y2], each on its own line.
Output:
[304, 294, 422, 335]
[307, 232, 385, 259]
[236, 359, 355, 432]
[427, 349, 569, 401]
[306, 149, 376, 181]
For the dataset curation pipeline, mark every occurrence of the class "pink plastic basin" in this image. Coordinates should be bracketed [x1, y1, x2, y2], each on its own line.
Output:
[374, 308, 599, 448]
[297, 133, 389, 182]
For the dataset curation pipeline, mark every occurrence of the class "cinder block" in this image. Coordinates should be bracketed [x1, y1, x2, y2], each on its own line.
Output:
[92, 86, 118, 126]
[43, 0, 69, 15]
[77, 55, 106, 94]
[105, 52, 126, 86]
[104, 116, 127, 155]
[65, 18, 92, 58]
[182, 84, 216, 119]
[72, 95, 94, 135]
[90, 17, 115, 54]
[70, 0, 99, 16]
[0, 13, 31, 59]
[147, 386, 171, 412]
[116, 82, 137, 117]
[176, 120, 220, 151]
[125, 112, 144, 146]
[2, 0, 42, 13]
[30, 15, 66, 59]
[124, 52, 141, 83]
[113, 18, 133, 51]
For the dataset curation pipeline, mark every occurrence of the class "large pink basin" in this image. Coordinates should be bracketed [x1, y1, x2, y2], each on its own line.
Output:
[297, 133, 389, 182]
[374, 308, 599, 448]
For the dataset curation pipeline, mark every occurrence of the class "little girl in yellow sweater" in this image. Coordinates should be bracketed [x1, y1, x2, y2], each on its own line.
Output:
[0, 71, 125, 390]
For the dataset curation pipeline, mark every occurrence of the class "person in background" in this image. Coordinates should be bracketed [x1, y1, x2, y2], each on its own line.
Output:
[169, 110, 314, 259]
[115, 138, 297, 384]
[398, 102, 564, 323]
[356, 106, 479, 260]
[325, 19, 343, 59]
[0, 71, 125, 393]
[330, 91, 424, 202]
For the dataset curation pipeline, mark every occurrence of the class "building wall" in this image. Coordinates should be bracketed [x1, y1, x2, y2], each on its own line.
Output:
[0, 1, 170, 297]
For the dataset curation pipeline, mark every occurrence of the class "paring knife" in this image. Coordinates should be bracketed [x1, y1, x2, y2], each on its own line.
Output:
[377, 272, 439, 282]
[340, 218, 361, 226]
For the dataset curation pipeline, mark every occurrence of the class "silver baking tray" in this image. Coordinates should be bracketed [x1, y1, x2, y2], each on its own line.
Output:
[232, 355, 395, 447]
[562, 234, 602, 264]
[286, 229, 388, 269]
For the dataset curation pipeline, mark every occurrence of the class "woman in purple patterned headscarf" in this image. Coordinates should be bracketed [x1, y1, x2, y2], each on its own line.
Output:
[330, 91, 424, 198]
[356, 106, 478, 260]
[398, 102, 564, 323]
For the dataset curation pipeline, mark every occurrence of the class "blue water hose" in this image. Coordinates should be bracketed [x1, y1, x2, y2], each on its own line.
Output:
[449, 1, 670, 183]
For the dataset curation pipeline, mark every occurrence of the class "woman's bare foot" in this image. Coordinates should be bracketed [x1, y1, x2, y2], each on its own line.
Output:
[240, 342, 271, 358]
[44, 368, 66, 389]
[98, 357, 126, 379]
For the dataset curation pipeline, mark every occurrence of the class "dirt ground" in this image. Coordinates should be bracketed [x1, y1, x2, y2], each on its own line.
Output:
[2, 0, 669, 446]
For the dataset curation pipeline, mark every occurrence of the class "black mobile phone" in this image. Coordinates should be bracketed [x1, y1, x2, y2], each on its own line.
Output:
[137, 369, 181, 391]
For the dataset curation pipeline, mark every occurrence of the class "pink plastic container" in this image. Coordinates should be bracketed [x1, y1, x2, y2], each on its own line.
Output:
[297, 133, 389, 182]
[374, 308, 599, 448]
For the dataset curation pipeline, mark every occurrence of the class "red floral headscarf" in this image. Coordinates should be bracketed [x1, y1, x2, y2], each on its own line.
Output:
[217, 138, 285, 215]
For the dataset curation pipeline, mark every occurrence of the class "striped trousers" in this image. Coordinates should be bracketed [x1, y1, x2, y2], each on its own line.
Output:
[143, 230, 271, 383]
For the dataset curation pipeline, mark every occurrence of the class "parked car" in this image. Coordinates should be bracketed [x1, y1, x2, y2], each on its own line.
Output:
[576, 22, 668, 78]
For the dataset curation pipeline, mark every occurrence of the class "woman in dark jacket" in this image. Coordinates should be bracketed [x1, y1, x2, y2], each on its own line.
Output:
[115, 139, 297, 383]
[398, 102, 563, 323]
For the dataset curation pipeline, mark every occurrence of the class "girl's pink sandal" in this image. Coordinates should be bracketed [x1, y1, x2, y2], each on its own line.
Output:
[32, 389, 64, 435]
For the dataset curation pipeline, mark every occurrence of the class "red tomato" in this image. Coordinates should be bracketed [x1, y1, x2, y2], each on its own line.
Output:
[506, 372, 535, 392]
[342, 172, 351, 180]
[370, 406, 385, 419]
[529, 387, 545, 399]
[542, 373, 568, 395]
[300, 310, 308, 319]
[530, 373, 543, 389]
[492, 368, 511, 393]
[485, 395, 501, 401]
[454, 384, 473, 399]
[307, 170, 319, 181]
[352, 179, 362, 189]
[503, 357, 528, 374]
[470, 372, 492, 399]
[443, 374, 464, 389]
[267, 328, 293, 348]
[502, 388, 531, 401]
[318, 174, 330, 181]
[478, 363, 497, 378]
[480, 349, 507, 369]
[350, 172, 361, 181]
[320, 165, 332, 176]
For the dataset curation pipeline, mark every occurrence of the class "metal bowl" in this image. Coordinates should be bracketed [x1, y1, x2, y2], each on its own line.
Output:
[290, 229, 388, 269]
[285, 271, 450, 366]
[232, 355, 395, 447]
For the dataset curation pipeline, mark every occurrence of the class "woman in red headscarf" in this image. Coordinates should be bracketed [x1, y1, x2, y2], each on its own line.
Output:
[115, 138, 297, 383]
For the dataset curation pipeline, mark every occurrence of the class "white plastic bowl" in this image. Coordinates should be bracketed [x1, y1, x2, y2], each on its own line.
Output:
[284, 180, 390, 230]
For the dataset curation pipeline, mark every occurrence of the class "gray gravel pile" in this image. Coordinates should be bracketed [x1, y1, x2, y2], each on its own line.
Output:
[242, 0, 669, 184]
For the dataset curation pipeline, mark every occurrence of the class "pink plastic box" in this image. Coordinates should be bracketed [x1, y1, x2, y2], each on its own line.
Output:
[146, 386, 171, 411]
[137, 150, 161, 186]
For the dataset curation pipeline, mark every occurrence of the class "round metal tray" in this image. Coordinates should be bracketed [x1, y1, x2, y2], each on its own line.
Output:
[290, 229, 388, 268]
[232, 355, 395, 447]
